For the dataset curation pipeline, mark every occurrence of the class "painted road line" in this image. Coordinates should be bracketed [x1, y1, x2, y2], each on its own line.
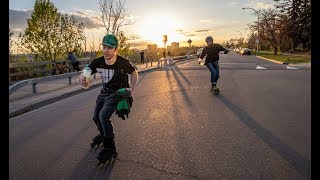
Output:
[286, 66, 299, 70]
[256, 66, 267, 69]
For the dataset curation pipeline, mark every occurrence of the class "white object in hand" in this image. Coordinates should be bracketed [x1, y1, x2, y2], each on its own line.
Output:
[198, 58, 205, 65]
[82, 64, 92, 89]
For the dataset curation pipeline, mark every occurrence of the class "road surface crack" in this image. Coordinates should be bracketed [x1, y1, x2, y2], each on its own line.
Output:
[116, 157, 201, 180]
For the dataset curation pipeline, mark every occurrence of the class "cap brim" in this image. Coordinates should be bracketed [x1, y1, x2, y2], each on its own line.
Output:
[102, 43, 117, 48]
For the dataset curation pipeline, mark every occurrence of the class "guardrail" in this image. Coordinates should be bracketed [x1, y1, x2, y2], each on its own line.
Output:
[9, 71, 84, 95]
[157, 54, 194, 67]
[9, 54, 196, 96]
[9, 57, 91, 84]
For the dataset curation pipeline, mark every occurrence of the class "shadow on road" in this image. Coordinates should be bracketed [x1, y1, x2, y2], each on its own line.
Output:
[215, 94, 310, 178]
[163, 66, 193, 107]
[69, 145, 116, 179]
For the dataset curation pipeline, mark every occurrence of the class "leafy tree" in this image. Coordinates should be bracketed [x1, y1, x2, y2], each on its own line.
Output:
[19, 0, 62, 61]
[117, 31, 132, 58]
[274, 0, 311, 50]
[18, 0, 85, 62]
[60, 14, 85, 56]
[247, 32, 272, 51]
[249, 9, 287, 55]
[9, 28, 14, 63]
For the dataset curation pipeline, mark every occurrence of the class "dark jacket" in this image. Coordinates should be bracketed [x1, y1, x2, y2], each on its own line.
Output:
[200, 44, 229, 64]
[67, 53, 79, 64]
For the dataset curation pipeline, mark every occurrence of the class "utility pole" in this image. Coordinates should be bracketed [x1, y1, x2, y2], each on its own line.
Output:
[242, 7, 260, 55]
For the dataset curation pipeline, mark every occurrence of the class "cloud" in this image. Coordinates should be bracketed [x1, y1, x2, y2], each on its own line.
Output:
[255, 2, 274, 9]
[227, 1, 240, 6]
[178, 31, 188, 35]
[9, 8, 104, 34]
[9, 9, 32, 32]
[186, 33, 196, 37]
[70, 11, 104, 29]
[194, 29, 209, 33]
[248, 1, 275, 10]
[128, 41, 151, 47]
[200, 19, 212, 23]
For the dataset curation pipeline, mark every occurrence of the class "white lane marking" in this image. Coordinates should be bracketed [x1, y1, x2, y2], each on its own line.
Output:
[286, 66, 299, 70]
[256, 66, 267, 69]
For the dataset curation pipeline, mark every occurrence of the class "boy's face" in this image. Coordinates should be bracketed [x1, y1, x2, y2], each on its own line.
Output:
[102, 45, 118, 60]
[207, 41, 213, 46]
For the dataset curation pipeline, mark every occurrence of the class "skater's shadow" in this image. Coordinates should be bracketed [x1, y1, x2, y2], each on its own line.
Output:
[216, 94, 310, 178]
[164, 65, 193, 107]
[96, 158, 117, 178]
[69, 148, 117, 179]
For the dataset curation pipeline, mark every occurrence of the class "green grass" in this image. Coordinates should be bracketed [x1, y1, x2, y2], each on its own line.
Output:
[253, 51, 311, 64]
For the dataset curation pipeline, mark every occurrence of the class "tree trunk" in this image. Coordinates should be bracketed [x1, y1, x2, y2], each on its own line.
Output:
[273, 46, 278, 55]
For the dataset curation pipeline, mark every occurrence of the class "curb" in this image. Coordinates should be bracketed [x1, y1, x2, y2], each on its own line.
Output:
[9, 67, 161, 118]
[9, 82, 102, 118]
[256, 56, 284, 64]
[256, 55, 311, 68]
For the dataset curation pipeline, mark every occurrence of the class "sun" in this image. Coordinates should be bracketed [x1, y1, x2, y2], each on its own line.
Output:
[136, 13, 185, 47]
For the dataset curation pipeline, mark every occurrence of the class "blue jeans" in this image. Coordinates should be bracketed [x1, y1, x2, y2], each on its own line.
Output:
[206, 62, 219, 85]
[93, 92, 120, 138]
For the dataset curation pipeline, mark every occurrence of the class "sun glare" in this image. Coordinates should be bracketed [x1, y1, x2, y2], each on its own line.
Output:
[136, 13, 185, 47]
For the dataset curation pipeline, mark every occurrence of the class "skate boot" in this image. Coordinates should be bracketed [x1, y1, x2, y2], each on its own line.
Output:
[96, 137, 118, 166]
[210, 84, 220, 95]
[90, 134, 103, 148]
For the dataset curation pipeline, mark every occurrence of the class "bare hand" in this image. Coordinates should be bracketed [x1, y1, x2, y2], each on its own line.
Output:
[79, 73, 89, 87]
[126, 87, 133, 96]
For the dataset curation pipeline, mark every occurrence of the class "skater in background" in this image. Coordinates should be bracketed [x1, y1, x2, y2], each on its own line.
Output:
[140, 51, 145, 64]
[67, 51, 80, 71]
[79, 34, 138, 162]
[198, 36, 229, 92]
[168, 51, 174, 65]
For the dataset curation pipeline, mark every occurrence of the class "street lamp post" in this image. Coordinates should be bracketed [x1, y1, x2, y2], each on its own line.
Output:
[163, 35, 167, 55]
[242, 7, 260, 55]
[235, 30, 243, 48]
[163, 35, 168, 66]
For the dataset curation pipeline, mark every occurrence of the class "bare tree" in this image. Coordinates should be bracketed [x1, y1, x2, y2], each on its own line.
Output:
[99, 0, 134, 36]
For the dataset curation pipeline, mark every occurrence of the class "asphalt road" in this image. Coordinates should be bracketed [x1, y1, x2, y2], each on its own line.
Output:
[9, 52, 311, 179]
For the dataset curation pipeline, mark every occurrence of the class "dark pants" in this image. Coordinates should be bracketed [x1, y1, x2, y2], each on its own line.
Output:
[205, 62, 220, 85]
[141, 57, 144, 64]
[72, 62, 80, 71]
[93, 92, 121, 139]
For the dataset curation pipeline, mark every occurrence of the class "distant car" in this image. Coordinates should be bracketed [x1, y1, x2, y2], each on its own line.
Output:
[197, 47, 204, 58]
[235, 47, 242, 53]
[240, 48, 251, 55]
[186, 53, 191, 59]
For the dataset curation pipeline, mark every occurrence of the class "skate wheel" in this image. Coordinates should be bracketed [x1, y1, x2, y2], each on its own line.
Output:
[91, 142, 96, 148]
[95, 162, 101, 167]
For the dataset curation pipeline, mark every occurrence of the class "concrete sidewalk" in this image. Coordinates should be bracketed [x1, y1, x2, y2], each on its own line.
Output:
[9, 62, 162, 118]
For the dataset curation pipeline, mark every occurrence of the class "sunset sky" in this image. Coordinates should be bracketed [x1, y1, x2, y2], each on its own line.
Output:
[9, 0, 276, 51]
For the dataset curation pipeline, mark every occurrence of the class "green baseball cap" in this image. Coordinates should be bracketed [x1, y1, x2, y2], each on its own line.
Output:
[102, 34, 119, 48]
